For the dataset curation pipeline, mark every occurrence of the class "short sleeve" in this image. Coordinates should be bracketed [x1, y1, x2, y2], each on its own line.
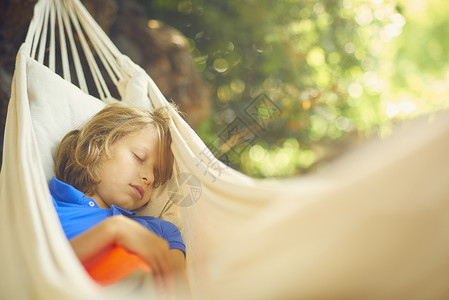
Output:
[160, 220, 186, 257]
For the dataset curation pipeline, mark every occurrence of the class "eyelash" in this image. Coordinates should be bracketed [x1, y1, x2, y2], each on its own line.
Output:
[134, 153, 143, 162]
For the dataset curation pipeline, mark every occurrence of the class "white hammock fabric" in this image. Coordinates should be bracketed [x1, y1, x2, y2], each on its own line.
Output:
[1, 0, 449, 299]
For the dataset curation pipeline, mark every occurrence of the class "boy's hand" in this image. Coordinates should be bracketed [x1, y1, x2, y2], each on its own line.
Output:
[70, 215, 174, 297]
[110, 216, 174, 298]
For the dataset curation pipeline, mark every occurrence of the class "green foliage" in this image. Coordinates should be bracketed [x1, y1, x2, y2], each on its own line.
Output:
[140, 0, 449, 177]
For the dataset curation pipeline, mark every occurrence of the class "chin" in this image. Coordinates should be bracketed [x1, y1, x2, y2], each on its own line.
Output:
[134, 200, 150, 211]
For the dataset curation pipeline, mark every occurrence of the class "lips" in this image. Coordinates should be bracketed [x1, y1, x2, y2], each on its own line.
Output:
[130, 184, 144, 200]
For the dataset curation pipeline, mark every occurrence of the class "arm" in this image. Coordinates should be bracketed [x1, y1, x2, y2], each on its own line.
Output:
[169, 249, 186, 271]
[169, 249, 190, 298]
[69, 215, 173, 293]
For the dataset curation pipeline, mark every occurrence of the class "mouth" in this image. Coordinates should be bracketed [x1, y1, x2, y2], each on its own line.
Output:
[130, 184, 145, 200]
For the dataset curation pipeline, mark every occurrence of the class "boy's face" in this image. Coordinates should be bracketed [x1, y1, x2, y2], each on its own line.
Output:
[89, 125, 160, 211]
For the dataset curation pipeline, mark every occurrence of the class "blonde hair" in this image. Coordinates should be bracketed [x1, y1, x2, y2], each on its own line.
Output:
[55, 103, 174, 195]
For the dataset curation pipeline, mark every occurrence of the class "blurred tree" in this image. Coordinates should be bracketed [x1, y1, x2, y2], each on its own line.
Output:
[140, 0, 412, 177]
[2, 0, 447, 177]
[384, 0, 449, 120]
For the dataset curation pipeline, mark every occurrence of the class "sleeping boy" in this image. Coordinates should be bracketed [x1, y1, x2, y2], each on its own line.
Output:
[49, 103, 185, 294]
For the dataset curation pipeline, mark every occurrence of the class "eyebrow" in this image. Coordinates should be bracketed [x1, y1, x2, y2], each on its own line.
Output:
[133, 145, 151, 154]
[139, 146, 152, 153]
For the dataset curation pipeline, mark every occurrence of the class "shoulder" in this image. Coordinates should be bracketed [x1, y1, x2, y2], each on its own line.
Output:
[157, 219, 185, 255]
[49, 176, 98, 207]
[134, 216, 181, 235]
[131, 215, 186, 255]
[157, 218, 181, 233]
[137, 216, 183, 240]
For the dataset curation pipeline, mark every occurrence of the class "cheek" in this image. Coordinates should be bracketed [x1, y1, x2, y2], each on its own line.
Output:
[101, 150, 142, 182]
[144, 188, 153, 202]
[107, 154, 134, 172]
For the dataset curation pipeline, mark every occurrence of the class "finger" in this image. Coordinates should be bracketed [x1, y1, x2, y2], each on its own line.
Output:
[149, 259, 168, 296]
[154, 253, 175, 299]
[153, 273, 165, 293]
[147, 256, 166, 293]
[148, 256, 161, 276]
[148, 255, 169, 296]
[160, 253, 175, 297]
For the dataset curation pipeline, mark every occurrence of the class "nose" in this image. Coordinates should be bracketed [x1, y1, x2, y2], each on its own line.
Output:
[141, 168, 155, 186]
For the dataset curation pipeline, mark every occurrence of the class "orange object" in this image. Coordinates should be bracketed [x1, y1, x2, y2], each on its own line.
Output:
[82, 245, 151, 286]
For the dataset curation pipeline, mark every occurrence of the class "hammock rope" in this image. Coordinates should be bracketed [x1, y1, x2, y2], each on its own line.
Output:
[25, 0, 125, 100]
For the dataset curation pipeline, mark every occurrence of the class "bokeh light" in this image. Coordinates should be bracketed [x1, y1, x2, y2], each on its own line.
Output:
[149, 0, 449, 178]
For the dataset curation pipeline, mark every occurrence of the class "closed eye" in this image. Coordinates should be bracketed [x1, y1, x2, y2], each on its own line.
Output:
[134, 153, 144, 162]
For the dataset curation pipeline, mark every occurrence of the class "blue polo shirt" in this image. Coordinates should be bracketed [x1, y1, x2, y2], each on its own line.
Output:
[49, 177, 185, 255]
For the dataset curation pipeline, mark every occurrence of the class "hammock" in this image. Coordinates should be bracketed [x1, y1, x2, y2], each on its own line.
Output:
[1, 0, 449, 299]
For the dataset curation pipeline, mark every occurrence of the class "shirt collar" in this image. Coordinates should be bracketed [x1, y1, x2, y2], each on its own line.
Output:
[49, 177, 137, 216]
[109, 205, 136, 217]
[49, 176, 99, 208]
